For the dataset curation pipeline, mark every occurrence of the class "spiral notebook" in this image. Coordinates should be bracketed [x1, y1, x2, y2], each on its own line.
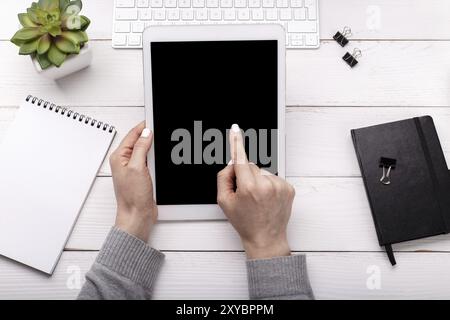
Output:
[0, 96, 116, 274]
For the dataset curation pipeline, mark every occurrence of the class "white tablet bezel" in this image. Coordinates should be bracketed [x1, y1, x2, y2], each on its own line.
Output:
[143, 24, 286, 220]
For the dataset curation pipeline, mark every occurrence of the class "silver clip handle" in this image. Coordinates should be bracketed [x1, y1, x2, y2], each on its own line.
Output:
[380, 166, 392, 185]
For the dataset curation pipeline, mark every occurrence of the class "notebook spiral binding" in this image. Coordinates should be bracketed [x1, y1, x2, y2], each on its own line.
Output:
[26, 95, 115, 133]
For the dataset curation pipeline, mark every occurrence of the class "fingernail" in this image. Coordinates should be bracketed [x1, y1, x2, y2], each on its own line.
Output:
[227, 159, 233, 166]
[141, 128, 151, 138]
[231, 123, 240, 133]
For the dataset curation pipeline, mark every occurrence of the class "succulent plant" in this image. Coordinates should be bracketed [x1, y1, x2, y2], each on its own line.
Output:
[11, 0, 90, 69]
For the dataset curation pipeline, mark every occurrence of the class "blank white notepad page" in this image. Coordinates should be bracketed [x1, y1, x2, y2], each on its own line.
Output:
[0, 97, 115, 274]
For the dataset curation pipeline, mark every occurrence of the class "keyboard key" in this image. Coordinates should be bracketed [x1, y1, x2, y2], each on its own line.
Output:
[153, 9, 166, 19]
[128, 34, 142, 46]
[167, 9, 180, 19]
[290, 0, 302, 7]
[193, 0, 205, 7]
[305, 33, 317, 46]
[262, 0, 274, 6]
[113, 34, 127, 46]
[179, 0, 191, 7]
[306, 5, 316, 19]
[305, 0, 316, 18]
[115, 9, 139, 20]
[181, 9, 194, 19]
[248, 9, 262, 19]
[116, 0, 135, 8]
[291, 38, 303, 46]
[207, 0, 219, 7]
[132, 21, 145, 32]
[209, 8, 221, 19]
[287, 20, 316, 32]
[265, 8, 277, 19]
[165, 0, 177, 7]
[276, 0, 288, 7]
[248, 0, 261, 7]
[237, 8, 250, 19]
[279, 8, 291, 20]
[290, 32, 302, 40]
[137, 0, 149, 7]
[114, 21, 131, 32]
[139, 9, 152, 19]
[221, 0, 233, 7]
[151, 0, 163, 7]
[235, 0, 246, 7]
[196, 8, 208, 19]
[293, 8, 306, 19]
[224, 9, 236, 20]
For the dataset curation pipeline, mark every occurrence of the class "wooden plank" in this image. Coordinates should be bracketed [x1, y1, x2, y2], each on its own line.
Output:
[1, 40, 449, 107]
[0, 42, 144, 108]
[286, 40, 450, 107]
[320, 0, 450, 40]
[2, 106, 450, 177]
[2, 0, 449, 40]
[67, 176, 450, 252]
[1, 251, 450, 299]
[286, 107, 450, 176]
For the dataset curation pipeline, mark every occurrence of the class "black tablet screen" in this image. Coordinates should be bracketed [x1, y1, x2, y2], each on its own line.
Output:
[150, 40, 278, 205]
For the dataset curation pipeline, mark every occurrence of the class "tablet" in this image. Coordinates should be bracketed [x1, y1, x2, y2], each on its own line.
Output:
[143, 25, 285, 220]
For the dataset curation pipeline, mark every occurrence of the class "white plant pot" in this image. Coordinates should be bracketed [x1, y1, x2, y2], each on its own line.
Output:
[31, 44, 93, 80]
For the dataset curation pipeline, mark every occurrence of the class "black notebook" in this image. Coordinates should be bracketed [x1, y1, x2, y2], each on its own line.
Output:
[351, 116, 450, 265]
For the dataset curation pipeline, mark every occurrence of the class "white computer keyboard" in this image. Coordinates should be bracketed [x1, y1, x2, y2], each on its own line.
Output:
[113, 0, 320, 49]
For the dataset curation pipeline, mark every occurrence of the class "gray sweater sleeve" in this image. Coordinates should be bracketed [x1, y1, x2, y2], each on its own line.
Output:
[77, 227, 165, 300]
[247, 255, 314, 300]
[77, 227, 313, 300]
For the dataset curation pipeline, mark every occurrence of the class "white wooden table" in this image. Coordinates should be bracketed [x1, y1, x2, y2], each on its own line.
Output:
[1, 0, 450, 299]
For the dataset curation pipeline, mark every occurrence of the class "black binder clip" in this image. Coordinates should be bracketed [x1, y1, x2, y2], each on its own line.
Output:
[342, 48, 362, 68]
[379, 157, 396, 185]
[333, 26, 352, 47]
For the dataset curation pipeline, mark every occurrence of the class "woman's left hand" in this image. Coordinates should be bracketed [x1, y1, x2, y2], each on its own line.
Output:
[109, 121, 157, 242]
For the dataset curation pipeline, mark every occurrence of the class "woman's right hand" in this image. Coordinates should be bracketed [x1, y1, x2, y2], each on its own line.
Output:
[216, 124, 295, 260]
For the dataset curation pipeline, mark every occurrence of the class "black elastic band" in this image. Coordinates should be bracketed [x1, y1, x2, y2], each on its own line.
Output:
[414, 117, 447, 230]
[385, 244, 396, 266]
